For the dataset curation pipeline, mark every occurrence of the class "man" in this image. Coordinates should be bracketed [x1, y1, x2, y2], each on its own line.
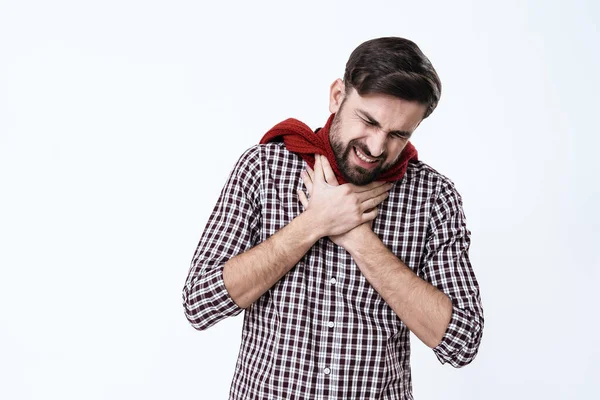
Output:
[183, 37, 484, 399]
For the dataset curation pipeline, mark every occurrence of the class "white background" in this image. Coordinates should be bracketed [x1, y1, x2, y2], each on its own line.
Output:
[1, 0, 598, 399]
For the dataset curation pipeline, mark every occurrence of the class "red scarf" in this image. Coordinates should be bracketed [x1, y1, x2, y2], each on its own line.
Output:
[259, 113, 418, 184]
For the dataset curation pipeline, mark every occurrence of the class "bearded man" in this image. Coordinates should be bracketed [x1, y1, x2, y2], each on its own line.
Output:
[183, 36, 484, 400]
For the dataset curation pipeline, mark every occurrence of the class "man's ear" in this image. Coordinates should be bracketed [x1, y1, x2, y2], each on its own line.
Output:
[328, 78, 345, 114]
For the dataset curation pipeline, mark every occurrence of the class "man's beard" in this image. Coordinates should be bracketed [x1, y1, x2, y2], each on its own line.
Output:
[329, 114, 398, 186]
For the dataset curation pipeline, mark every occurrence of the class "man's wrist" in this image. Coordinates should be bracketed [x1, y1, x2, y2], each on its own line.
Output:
[343, 225, 380, 257]
[330, 223, 370, 251]
[296, 209, 327, 243]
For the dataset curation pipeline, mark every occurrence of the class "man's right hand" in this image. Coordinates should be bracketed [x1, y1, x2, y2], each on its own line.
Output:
[297, 155, 392, 239]
[220, 154, 391, 310]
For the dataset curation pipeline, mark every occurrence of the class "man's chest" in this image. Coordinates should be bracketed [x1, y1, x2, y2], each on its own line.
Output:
[256, 163, 432, 272]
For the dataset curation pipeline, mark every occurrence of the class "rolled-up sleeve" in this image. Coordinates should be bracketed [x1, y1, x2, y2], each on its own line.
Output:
[420, 180, 484, 367]
[182, 146, 262, 331]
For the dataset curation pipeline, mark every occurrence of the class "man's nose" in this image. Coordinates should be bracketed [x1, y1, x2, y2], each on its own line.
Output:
[366, 130, 387, 158]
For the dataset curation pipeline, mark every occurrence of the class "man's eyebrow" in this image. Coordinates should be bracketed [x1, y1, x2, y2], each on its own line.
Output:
[356, 109, 413, 138]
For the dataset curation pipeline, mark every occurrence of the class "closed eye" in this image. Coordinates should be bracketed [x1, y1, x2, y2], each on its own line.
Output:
[357, 110, 412, 139]
[391, 132, 410, 139]
[361, 118, 377, 126]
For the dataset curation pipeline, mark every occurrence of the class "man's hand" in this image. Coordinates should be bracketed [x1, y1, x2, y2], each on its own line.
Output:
[297, 154, 392, 244]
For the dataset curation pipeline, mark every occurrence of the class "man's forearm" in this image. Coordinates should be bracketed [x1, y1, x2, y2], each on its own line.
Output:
[222, 211, 321, 309]
[345, 227, 453, 348]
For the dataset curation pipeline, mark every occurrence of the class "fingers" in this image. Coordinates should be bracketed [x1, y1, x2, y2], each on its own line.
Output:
[350, 180, 389, 193]
[300, 170, 314, 195]
[357, 182, 393, 203]
[313, 154, 326, 183]
[360, 190, 390, 213]
[319, 155, 339, 186]
[361, 207, 378, 223]
[306, 165, 314, 181]
[297, 190, 309, 209]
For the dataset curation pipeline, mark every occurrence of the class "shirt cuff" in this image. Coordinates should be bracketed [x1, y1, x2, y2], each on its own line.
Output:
[432, 305, 481, 367]
[184, 264, 244, 330]
[208, 264, 244, 315]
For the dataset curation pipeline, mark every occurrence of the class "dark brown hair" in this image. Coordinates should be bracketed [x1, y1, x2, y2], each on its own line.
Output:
[343, 37, 442, 119]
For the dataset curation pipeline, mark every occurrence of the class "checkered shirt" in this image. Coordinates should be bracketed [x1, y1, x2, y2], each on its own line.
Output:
[183, 142, 484, 399]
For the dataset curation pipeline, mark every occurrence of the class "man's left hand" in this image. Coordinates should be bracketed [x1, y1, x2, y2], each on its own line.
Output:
[298, 155, 387, 250]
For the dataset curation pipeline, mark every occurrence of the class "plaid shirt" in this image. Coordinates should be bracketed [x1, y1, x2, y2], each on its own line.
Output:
[183, 143, 484, 399]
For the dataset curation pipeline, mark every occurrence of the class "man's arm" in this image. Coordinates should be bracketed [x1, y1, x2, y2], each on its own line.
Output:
[183, 150, 391, 330]
[300, 156, 483, 366]
[334, 226, 452, 348]
[299, 158, 450, 347]
[223, 156, 391, 308]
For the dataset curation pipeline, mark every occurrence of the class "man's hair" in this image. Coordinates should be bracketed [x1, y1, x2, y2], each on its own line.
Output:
[343, 37, 442, 119]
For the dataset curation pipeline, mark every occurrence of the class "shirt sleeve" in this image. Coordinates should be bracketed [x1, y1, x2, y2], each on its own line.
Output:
[419, 179, 484, 367]
[182, 146, 262, 331]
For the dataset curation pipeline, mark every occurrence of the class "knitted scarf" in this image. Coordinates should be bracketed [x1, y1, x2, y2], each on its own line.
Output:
[259, 113, 418, 184]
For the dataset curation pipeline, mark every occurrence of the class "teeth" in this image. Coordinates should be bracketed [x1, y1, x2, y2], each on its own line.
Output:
[355, 147, 376, 163]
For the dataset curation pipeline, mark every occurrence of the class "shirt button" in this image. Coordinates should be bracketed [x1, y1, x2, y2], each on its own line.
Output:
[327, 321, 334, 328]
[324, 367, 331, 375]
[330, 277, 336, 285]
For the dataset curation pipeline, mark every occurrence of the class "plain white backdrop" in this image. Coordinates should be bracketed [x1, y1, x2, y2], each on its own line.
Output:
[1, 0, 598, 399]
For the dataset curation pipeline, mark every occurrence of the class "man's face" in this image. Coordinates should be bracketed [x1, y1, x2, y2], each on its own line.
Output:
[328, 79, 427, 185]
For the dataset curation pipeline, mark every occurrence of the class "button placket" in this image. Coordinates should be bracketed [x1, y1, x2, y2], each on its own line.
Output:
[323, 276, 336, 379]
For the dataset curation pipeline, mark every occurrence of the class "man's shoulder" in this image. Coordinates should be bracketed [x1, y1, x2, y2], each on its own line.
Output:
[236, 142, 304, 168]
[404, 160, 457, 192]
